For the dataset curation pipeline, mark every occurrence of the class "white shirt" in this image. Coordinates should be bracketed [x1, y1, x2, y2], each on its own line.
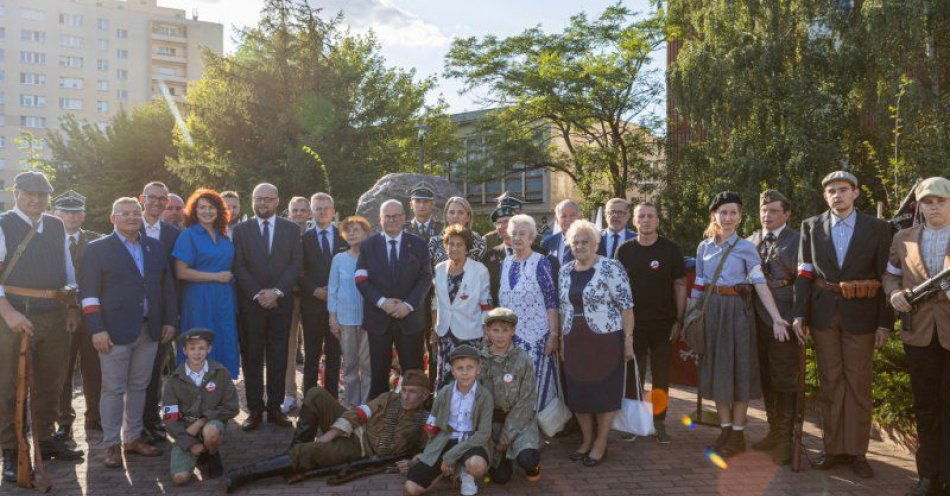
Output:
[186, 361, 209, 387]
[448, 381, 478, 440]
[314, 224, 335, 254]
[765, 224, 786, 239]
[256, 215, 277, 252]
[143, 218, 162, 241]
[0, 207, 77, 298]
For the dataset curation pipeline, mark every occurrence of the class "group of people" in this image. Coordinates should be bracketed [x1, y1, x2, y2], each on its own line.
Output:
[0, 168, 947, 496]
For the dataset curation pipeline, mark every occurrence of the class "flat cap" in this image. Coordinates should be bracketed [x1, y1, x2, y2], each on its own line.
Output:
[484, 307, 518, 326]
[821, 170, 859, 189]
[708, 191, 742, 212]
[759, 189, 790, 208]
[496, 192, 524, 209]
[449, 344, 481, 363]
[409, 183, 435, 200]
[915, 177, 950, 200]
[53, 190, 86, 212]
[400, 369, 431, 391]
[178, 328, 215, 346]
[14, 171, 53, 194]
[490, 206, 517, 223]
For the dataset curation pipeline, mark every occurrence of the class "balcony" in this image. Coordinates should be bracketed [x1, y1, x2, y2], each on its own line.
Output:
[151, 52, 187, 64]
[151, 73, 187, 84]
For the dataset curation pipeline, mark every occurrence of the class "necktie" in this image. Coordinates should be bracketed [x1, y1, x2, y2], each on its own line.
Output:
[506, 247, 513, 257]
[760, 232, 776, 260]
[262, 220, 271, 255]
[319, 230, 331, 259]
[69, 235, 79, 268]
[389, 240, 398, 275]
[611, 233, 620, 258]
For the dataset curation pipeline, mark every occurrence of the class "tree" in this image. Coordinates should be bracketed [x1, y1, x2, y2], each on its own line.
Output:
[444, 3, 665, 210]
[170, 0, 460, 215]
[46, 102, 182, 232]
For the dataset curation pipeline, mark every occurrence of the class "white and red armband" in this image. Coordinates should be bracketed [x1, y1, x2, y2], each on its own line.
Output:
[81, 297, 101, 314]
[162, 405, 181, 423]
[797, 263, 815, 280]
[354, 269, 369, 284]
[422, 414, 440, 435]
[351, 404, 373, 423]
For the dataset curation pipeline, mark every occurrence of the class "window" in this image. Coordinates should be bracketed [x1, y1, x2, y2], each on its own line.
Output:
[21, 8, 45, 21]
[156, 66, 184, 77]
[20, 29, 45, 43]
[60, 35, 84, 48]
[59, 98, 83, 110]
[97, 80, 109, 92]
[0, 116, 4, 126]
[97, 101, 109, 113]
[97, 18, 108, 31]
[116, 89, 129, 100]
[96, 122, 108, 132]
[116, 49, 129, 59]
[116, 28, 128, 39]
[59, 13, 83, 27]
[0, 137, 5, 150]
[116, 69, 128, 80]
[156, 46, 178, 57]
[20, 51, 46, 65]
[153, 24, 185, 37]
[19, 72, 46, 85]
[97, 59, 108, 72]
[59, 77, 83, 89]
[20, 116, 47, 129]
[0, 49, 4, 62]
[0, 27, 5, 39]
[98, 39, 109, 51]
[0, 70, 4, 83]
[20, 94, 46, 108]
[0, 160, 5, 172]
[0, 93, 4, 105]
[59, 55, 83, 68]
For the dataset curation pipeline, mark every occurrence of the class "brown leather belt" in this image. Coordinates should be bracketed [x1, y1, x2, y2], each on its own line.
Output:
[4, 286, 72, 300]
[814, 277, 881, 299]
[814, 277, 841, 294]
[712, 285, 752, 297]
[767, 279, 794, 289]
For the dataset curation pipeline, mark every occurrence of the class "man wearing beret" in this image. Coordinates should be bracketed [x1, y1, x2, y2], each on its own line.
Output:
[224, 369, 432, 492]
[883, 177, 950, 496]
[1, 172, 85, 483]
[52, 191, 104, 443]
[793, 171, 894, 478]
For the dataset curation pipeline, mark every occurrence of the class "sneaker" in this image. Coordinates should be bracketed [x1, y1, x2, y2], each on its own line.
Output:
[620, 433, 638, 442]
[654, 424, 671, 444]
[460, 467, 478, 496]
[279, 396, 298, 415]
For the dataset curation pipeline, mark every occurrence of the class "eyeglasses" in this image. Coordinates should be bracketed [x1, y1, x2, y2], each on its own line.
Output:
[113, 211, 142, 218]
[144, 195, 168, 203]
[383, 214, 405, 221]
[607, 209, 628, 216]
[253, 197, 278, 203]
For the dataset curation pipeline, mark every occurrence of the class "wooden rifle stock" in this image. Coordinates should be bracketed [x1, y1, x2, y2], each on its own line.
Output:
[27, 332, 52, 492]
[15, 334, 31, 488]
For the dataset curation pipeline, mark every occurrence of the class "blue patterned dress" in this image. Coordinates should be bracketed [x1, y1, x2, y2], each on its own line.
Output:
[499, 252, 560, 412]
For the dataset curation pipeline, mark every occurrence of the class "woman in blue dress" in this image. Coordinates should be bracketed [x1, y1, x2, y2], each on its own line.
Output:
[172, 189, 240, 378]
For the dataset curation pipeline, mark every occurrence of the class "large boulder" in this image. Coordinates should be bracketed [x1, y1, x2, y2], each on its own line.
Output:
[355, 173, 461, 228]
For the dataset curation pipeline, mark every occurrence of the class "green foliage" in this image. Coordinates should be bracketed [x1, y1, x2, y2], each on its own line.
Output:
[170, 0, 461, 215]
[444, 2, 665, 212]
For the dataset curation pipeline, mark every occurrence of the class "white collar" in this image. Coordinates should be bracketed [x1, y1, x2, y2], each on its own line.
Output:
[606, 226, 627, 236]
[186, 361, 209, 377]
[66, 230, 80, 241]
[315, 224, 334, 234]
[454, 380, 477, 398]
[831, 210, 856, 227]
[143, 217, 161, 230]
[257, 214, 277, 226]
[12, 206, 43, 229]
[765, 224, 786, 238]
[414, 218, 430, 227]
[384, 231, 403, 244]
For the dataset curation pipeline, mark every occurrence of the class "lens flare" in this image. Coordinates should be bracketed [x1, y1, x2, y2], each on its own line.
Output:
[705, 449, 728, 470]
[650, 389, 669, 416]
[680, 415, 697, 431]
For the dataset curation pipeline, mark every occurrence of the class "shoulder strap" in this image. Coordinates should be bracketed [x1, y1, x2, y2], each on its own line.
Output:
[0, 221, 40, 285]
[700, 240, 738, 313]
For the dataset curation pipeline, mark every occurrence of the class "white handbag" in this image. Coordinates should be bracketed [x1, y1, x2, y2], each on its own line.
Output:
[536, 359, 572, 437]
[611, 355, 656, 436]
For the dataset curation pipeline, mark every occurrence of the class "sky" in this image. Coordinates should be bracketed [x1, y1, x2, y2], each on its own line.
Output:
[162, 0, 666, 119]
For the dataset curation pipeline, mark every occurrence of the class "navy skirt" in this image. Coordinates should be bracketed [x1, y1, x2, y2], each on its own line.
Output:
[564, 316, 624, 414]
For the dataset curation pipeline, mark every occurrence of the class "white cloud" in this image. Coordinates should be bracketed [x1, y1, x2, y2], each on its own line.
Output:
[313, 0, 451, 48]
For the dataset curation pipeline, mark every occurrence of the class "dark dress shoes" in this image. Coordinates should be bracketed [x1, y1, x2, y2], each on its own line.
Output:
[267, 409, 293, 428]
[811, 452, 849, 470]
[242, 413, 263, 432]
[53, 424, 73, 442]
[124, 437, 163, 457]
[2, 449, 17, 482]
[851, 455, 874, 479]
[906, 478, 939, 496]
[141, 426, 167, 445]
[39, 438, 84, 461]
[198, 452, 224, 479]
[102, 445, 123, 469]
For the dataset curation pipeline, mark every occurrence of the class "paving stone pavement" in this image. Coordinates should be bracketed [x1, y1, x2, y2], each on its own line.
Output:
[1, 372, 918, 495]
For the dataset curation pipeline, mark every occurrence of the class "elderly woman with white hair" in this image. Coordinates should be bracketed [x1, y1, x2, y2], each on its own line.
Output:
[498, 214, 561, 415]
[427, 196, 487, 266]
[558, 220, 634, 467]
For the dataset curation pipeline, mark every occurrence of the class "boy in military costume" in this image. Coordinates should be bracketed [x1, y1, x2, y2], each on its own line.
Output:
[162, 329, 239, 485]
[479, 308, 541, 484]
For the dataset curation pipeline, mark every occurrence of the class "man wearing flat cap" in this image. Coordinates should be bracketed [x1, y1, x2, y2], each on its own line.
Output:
[745, 189, 801, 464]
[52, 191, 105, 442]
[405, 183, 443, 243]
[224, 369, 432, 491]
[0, 171, 85, 482]
[793, 170, 894, 478]
[883, 177, 950, 496]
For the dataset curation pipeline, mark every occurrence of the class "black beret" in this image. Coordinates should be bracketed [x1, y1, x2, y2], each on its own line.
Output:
[708, 191, 742, 212]
[490, 206, 517, 223]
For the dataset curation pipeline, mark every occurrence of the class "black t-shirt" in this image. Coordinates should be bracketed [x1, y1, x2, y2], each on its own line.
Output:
[615, 236, 686, 322]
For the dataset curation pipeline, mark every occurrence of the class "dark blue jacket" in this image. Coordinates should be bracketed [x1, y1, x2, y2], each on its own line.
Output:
[355, 232, 431, 335]
[599, 227, 637, 258]
[80, 232, 178, 345]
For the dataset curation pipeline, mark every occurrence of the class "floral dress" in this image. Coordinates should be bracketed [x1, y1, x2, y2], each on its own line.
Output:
[428, 232, 488, 267]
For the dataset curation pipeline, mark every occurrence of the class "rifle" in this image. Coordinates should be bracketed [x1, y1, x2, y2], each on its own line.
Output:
[286, 452, 412, 485]
[906, 267, 950, 307]
[889, 178, 922, 232]
[790, 339, 806, 472]
[14, 334, 52, 492]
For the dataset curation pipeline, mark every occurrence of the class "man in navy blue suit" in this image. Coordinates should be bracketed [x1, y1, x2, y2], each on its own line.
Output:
[80, 197, 178, 469]
[599, 198, 637, 258]
[355, 199, 432, 399]
[137, 181, 180, 445]
[540, 199, 582, 285]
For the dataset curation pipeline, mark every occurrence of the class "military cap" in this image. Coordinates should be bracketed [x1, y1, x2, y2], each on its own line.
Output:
[449, 345, 481, 363]
[484, 307, 518, 326]
[759, 189, 790, 208]
[53, 190, 86, 212]
[13, 171, 53, 194]
[401, 369, 431, 391]
[821, 170, 859, 189]
[708, 191, 742, 212]
[178, 328, 215, 346]
[409, 183, 435, 200]
[915, 177, 950, 200]
[496, 192, 524, 210]
[490, 205, 517, 223]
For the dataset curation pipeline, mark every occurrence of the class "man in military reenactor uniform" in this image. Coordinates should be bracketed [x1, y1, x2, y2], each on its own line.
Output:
[793, 170, 894, 479]
[747, 190, 801, 465]
[404, 183, 443, 243]
[1, 172, 84, 483]
[52, 191, 104, 442]
[223, 369, 431, 492]
[483, 205, 517, 305]
[483, 192, 525, 250]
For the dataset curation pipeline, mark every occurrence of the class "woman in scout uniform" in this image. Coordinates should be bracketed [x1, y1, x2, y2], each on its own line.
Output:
[479, 308, 541, 484]
[162, 328, 240, 486]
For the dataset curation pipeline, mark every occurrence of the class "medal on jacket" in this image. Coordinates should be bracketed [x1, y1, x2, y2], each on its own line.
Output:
[650, 260, 660, 270]
[205, 381, 216, 393]
[503, 373, 513, 383]
[460, 293, 469, 301]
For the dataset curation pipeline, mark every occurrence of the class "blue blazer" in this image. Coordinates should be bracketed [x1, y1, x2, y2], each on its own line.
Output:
[141, 220, 180, 263]
[541, 232, 572, 287]
[599, 228, 637, 257]
[355, 232, 432, 335]
[80, 232, 178, 345]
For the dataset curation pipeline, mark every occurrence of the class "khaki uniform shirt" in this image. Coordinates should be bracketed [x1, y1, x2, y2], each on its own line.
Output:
[330, 391, 429, 456]
[479, 344, 539, 465]
[162, 360, 240, 451]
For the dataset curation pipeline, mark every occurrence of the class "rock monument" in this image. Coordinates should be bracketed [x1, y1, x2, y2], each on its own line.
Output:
[355, 173, 461, 228]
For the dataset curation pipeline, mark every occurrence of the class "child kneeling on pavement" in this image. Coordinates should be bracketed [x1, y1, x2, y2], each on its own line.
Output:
[405, 345, 493, 496]
[479, 308, 542, 484]
[162, 328, 239, 485]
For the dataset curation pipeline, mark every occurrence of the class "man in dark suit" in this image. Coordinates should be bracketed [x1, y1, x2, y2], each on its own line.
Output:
[483, 205, 517, 305]
[747, 190, 801, 465]
[52, 191, 104, 442]
[356, 199, 432, 399]
[80, 197, 177, 468]
[137, 181, 180, 445]
[793, 171, 894, 478]
[299, 193, 347, 400]
[403, 183, 443, 243]
[540, 199, 582, 285]
[232, 183, 303, 431]
[599, 197, 637, 258]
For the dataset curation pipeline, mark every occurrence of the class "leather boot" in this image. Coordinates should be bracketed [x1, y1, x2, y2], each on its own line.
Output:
[707, 426, 732, 451]
[289, 407, 319, 449]
[2, 449, 16, 482]
[752, 392, 778, 451]
[718, 429, 746, 458]
[223, 453, 294, 493]
[770, 393, 794, 465]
